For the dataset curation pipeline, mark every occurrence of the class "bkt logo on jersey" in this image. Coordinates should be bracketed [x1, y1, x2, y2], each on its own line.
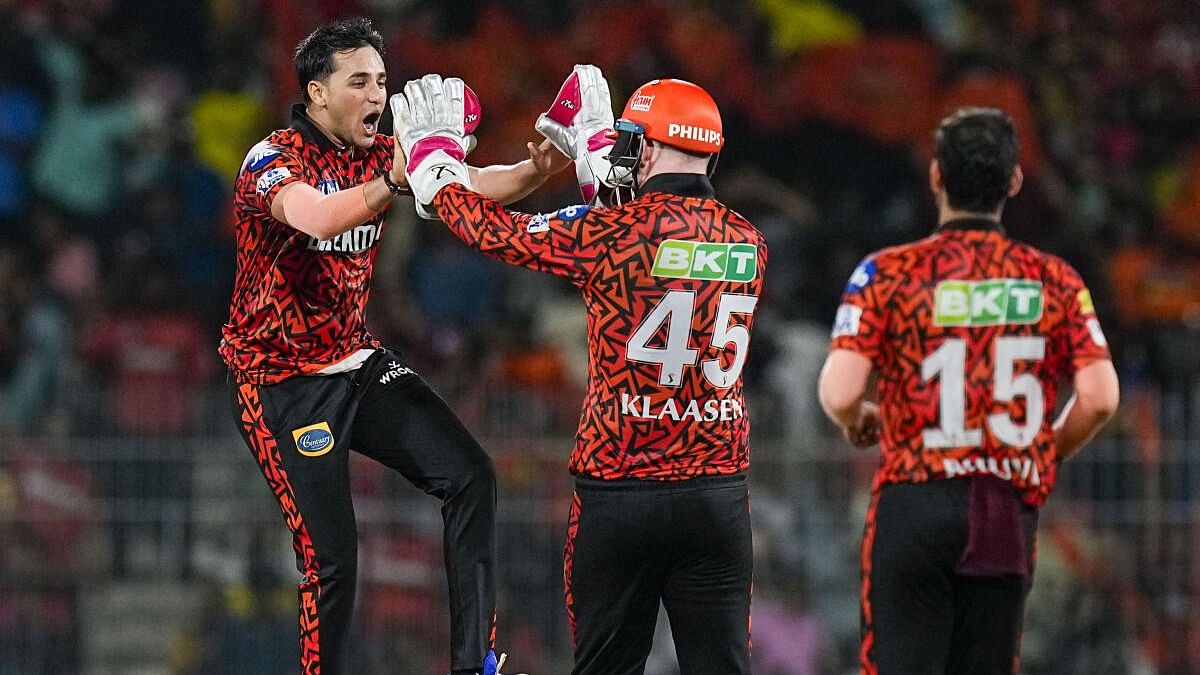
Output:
[652, 239, 757, 282]
[292, 422, 335, 457]
[667, 124, 722, 146]
[933, 279, 1044, 327]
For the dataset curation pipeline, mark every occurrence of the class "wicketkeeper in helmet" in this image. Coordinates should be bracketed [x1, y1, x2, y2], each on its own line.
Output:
[392, 67, 767, 674]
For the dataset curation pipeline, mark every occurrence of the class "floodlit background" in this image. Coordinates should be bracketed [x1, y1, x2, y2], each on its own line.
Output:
[1, 0, 1198, 672]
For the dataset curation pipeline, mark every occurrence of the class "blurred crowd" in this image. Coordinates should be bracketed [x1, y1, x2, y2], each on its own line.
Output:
[0, 0, 1199, 672]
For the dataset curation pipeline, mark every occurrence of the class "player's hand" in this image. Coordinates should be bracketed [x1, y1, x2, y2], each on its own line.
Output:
[527, 138, 572, 177]
[843, 401, 881, 448]
[393, 74, 473, 219]
[386, 114, 409, 187]
[390, 79, 481, 161]
[535, 64, 617, 203]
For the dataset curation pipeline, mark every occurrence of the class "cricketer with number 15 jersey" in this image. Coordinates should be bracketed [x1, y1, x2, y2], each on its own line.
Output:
[830, 219, 1111, 506]
[432, 174, 767, 481]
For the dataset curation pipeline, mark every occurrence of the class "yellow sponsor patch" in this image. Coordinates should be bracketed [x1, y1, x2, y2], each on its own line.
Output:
[292, 421, 335, 457]
[1077, 289, 1096, 315]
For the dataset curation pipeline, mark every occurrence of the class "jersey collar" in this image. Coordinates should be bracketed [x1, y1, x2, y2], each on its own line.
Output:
[937, 217, 1006, 236]
[638, 173, 716, 199]
[290, 104, 350, 154]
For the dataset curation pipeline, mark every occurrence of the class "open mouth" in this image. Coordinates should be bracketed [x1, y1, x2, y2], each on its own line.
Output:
[362, 111, 381, 136]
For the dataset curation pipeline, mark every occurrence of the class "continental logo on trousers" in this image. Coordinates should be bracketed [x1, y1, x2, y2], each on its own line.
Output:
[292, 422, 335, 457]
[652, 240, 757, 282]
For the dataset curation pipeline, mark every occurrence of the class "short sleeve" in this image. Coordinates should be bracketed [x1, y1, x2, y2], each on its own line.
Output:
[235, 140, 305, 215]
[1051, 262, 1112, 374]
[830, 255, 890, 367]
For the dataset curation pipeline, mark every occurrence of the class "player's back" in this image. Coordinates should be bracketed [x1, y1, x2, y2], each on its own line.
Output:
[572, 182, 768, 481]
[831, 219, 1109, 505]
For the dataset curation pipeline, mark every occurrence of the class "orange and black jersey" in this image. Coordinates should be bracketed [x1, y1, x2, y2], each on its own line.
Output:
[830, 218, 1111, 506]
[433, 174, 768, 481]
[220, 105, 394, 384]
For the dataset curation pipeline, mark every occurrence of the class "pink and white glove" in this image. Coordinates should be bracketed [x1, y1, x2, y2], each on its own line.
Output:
[534, 64, 616, 205]
[390, 74, 474, 219]
[391, 78, 480, 156]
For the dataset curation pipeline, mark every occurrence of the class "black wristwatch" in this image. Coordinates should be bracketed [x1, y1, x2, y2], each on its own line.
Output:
[381, 170, 409, 196]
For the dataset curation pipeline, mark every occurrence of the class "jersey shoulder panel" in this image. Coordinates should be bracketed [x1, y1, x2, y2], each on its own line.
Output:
[234, 129, 306, 215]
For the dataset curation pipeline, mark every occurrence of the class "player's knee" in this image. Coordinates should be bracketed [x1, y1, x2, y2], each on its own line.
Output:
[452, 449, 496, 501]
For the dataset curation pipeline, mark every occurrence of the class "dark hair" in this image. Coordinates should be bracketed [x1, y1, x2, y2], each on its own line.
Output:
[294, 17, 385, 102]
[934, 107, 1019, 212]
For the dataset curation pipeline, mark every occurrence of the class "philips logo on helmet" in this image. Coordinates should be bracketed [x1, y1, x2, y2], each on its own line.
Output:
[630, 94, 654, 112]
[667, 124, 721, 146]
[292, 422, 335, 457]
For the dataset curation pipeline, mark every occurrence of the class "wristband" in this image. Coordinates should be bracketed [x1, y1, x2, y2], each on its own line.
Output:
[381, 170, 410, 196]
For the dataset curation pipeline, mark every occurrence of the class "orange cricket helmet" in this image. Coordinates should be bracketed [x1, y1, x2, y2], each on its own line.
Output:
[604, 78, 724, 192]
[618, 78, 723, 154]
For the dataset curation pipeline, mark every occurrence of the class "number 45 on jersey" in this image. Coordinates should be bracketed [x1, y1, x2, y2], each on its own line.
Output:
[627, 290, 758, 389]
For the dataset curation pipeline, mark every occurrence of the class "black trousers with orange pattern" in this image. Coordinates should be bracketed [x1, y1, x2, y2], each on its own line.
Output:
[228, 348, 497, 675]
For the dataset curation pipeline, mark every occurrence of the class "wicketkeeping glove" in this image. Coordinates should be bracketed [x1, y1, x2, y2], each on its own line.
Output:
[391, 74, 473, 219]
[534, 64, 617, 204]
[390, 80, 481, 156]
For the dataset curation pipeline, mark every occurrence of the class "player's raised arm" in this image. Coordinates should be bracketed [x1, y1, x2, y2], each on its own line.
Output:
[395, 74, 612, 282]
[270, 179, 396, 240]
[468, 137, 571, 205]
[463, 64, 619, 206]
[534, 64, 621, 205]
[392, 74, 570, 213]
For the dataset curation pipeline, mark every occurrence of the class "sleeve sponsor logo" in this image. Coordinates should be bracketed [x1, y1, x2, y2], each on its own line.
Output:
[1086, 318, 1108, 347]
[527, 213, 550, 233]
[933, 279, 1043, 327]
[555, 204, 590, 221]
[832, 303, 863, 337]
[1077, 289, 1096, 315]
[256, 167, 292, 195]
[845, 259, 876, 293]
[651, 239, 757, 282]
[292, 421, 335, 457]
[244, 141, 283, 173]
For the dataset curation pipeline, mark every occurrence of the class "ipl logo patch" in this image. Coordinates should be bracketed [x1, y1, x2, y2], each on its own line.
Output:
[292, 422, 335, 457]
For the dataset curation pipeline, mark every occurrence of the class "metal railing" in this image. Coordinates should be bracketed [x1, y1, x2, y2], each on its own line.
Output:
[0, 425, 1191, 674]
